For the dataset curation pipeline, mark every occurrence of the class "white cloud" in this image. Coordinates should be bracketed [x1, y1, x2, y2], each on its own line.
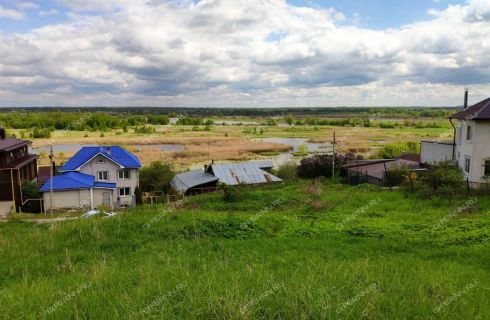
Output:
[39, 9, 60, 17]
[1, 0, 490, 107]
[0, 6, 26, 20]
[17, 2, 40, 10]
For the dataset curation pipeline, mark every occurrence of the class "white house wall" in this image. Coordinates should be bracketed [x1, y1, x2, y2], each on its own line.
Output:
[455, 119, 490, 183]
[43, 188, 114, 210]
[471, 121, 490, 182]
[78, 154, 139, 206]
[420, 142, 454, 165]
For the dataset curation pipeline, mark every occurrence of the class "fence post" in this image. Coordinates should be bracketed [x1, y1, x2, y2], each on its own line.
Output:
[466, 178, 470, 194]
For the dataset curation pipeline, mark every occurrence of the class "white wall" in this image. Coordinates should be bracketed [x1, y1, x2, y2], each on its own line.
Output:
[420, 142, 454, 164]
[454, 120, 490, 183]
[78, 154, 139, 207]
[43, 188, 115, 211]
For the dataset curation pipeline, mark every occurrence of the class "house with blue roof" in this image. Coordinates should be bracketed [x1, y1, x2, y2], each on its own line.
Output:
[41, 146, 141, 211]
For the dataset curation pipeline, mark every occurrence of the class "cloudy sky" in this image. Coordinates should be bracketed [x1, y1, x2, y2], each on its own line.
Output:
[1, 0, 489, 108]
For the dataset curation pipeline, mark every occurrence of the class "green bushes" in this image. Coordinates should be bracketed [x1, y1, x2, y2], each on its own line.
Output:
[385, 165, 411, 187]
[139, 161, 175, 193]
[31, 127, 53, 138]
[134, 126, 156, 134]
[375, 141, 419, 159]
[275, 161, 298, 180]
[297, 153, 357, 179]
[221, 184, 242, 202]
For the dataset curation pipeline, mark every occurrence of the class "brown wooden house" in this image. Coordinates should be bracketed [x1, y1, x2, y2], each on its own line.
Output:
[0, 128, 38, 214]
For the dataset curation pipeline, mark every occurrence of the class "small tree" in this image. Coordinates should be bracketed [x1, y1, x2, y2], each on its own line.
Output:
[284, 115, 294, 126]
[134, 186, 143, 205]
[21, 180, 41, 213]
[139, 161, 175, 193]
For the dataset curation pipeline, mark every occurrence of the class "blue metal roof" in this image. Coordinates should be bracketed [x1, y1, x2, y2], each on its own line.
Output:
[60, 146, 141, 172]
[40, 172, 116, 192]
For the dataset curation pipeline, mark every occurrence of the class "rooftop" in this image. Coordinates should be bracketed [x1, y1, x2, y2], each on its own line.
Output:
[451, 97, 490, 120]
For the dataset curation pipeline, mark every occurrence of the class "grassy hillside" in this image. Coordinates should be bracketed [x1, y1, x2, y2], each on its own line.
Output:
[1, 180, 489, 319]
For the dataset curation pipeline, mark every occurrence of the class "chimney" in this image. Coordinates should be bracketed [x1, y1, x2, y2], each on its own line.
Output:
[0, 128, 5, 140]
[464, 89, 468, 109]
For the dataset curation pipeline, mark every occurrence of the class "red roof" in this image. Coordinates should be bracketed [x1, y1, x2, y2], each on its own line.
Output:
[451, 97, 490, 120]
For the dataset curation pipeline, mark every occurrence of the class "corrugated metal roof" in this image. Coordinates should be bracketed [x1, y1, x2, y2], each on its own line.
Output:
[210, 162, 281, 186]
[170, 169, 219, 193]
[60, 146, 141, 171]
[40, 172, 116, 192]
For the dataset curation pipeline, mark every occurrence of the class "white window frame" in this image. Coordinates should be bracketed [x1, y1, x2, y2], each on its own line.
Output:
[96, 159, 105, 164]
[118, 187, 131, 197]
[97, 171, 109, 181]
[118, 169, 130, 180]
[464, 156, 471, 174]
[466, 125, 472, 142]
[484, 159, 490, 177]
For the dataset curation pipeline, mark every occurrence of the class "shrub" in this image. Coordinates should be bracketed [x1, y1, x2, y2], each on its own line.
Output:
[275, 161, 298, 180]
[376, 142, 420, 159]
[134, 126, 156, 134]
[139, 161, 175, 193]
[21, 180, 41, 213]
[297, 153, 356, 179]
[134, 186, 143, 205]
[221, 184, 241, 202]
[385, 165, 412, 187]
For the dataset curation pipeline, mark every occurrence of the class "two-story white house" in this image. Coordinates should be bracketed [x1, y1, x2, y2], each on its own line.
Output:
[421, 96, 490, 186]
[41, 146, 141, 211]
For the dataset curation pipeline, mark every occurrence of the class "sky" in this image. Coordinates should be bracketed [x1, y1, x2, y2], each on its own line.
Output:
[0, 0, 489, 108]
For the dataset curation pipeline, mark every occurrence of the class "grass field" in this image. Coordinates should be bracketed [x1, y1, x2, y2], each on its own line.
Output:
[16, 116, 452, 168]
[1, 180, 488, 319]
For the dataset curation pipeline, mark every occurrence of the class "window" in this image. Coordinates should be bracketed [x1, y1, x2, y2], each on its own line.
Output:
[96, 159, 105, 164]
[466, 125, 472, 141]
[485, 160, 490, 176]
[118, 187, 131, 196]
[97, 171, 109, 181]
[118, 170, 130, 180]
[464, 156, 471, 174]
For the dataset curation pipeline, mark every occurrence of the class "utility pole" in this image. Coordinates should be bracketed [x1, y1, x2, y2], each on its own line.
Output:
[49, 146, 54, 215]
[332, 133, 335, 177]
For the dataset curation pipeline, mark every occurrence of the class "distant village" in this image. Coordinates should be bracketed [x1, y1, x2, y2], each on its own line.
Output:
[1, 94, 489, 216]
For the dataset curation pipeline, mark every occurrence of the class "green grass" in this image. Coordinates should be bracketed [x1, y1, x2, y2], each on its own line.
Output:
[0, 180, 489, 319]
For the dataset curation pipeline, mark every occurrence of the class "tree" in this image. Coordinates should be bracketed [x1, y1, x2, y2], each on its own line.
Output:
[284, 114, 294, 126]
[21, 180, 41, 213]
[134, 186, 143, 205]
[139, 161, 175, 193]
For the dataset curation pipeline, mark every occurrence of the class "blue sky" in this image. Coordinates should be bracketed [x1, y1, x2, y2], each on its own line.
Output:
[1, 0, 489, 107]
[1, 0, 467, 33]
[289, 0, 466, 29]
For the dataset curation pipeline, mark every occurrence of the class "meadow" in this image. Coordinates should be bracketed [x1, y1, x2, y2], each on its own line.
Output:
[7, 114, 452, 168]
[1, 180, 488, 319]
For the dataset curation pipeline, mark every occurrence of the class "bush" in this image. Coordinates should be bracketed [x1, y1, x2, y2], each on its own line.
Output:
[376, 142, 419, 159]
[134, 126, 156, 134]
[221, 184, 241, 202]
[297, 153, 356, 179]
[21, 180, 41, 213]
[139, 161, 175, 193]
[275, 161, 298, 180]
[134, 186, 143, 205]
[385, 165, 411, 187]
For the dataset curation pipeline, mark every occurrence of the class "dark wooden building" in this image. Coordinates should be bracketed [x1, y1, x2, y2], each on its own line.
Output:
[0, 129, 38, 213]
